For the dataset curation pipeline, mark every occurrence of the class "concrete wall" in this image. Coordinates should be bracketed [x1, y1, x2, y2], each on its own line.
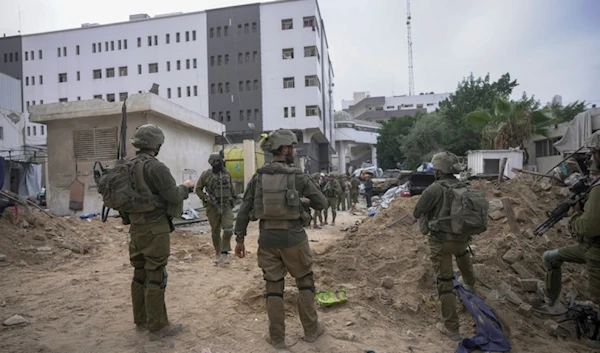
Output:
[0, 73, 22, 112]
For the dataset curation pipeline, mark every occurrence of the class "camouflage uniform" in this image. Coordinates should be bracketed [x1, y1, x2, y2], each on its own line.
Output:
[126, 124, 191, 338]
[195, 153, 236, 264]
[350, 175, 359, 206]
[337, 175, 347, 211]
[323, 175, 341, 225]
[235, 129, 328, 349]
[413, 152, 475, 341]
[311, 173, 324, 228]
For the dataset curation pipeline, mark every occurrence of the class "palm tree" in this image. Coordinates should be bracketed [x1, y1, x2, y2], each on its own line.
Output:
[466, 96, 553, 150]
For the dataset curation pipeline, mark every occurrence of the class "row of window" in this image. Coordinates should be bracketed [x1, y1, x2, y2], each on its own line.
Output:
[282, 105, 321, 118]
[210, 109, 261, 123]
[282, 46, 319, 61]
[209, 22, 258, 39]
[25, 75, 43, 86]
[166, 86, 199, 99]
[209, 51, 259, 66]
[281, 16, 318, 33]
[92, 39, 127, 53]
[3, 52, 20, 63]
[283, 75, 321, 89]
[26, 125, 45, 137]
[210, 80, 260, 94]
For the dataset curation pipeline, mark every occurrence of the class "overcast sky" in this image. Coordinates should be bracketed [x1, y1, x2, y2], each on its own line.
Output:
[1, 0, 599, 109]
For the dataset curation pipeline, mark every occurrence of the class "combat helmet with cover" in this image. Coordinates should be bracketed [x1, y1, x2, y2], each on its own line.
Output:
[428, 151, 489, 238]
[259, 129, 298, 153]
[208, 152, 224, 165]
[95, 124, 161, 216]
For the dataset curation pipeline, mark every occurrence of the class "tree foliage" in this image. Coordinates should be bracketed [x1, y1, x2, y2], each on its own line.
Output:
[375, 115, 416, 169]
[542, 100, 587, 123]
[400, 112, 447, 169]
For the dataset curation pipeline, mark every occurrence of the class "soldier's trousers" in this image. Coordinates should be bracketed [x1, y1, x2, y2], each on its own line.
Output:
[325, 197, 337, 222]
[312, 209, 323, 225]
[428, 238, 475, 332]
[545, 243, 600, 304]
[129, 218, 171, 332]
[350, 191, 358, 205]
[338, 193, 349, 211]
[257, 240, 318, 345]
[206, 203, 234, 254]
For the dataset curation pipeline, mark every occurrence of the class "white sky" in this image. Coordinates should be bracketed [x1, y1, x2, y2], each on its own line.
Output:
[1, 0, 599, 109]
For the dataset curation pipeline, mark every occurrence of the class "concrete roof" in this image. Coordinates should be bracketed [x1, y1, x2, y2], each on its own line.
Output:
[28, 93, 224, 137]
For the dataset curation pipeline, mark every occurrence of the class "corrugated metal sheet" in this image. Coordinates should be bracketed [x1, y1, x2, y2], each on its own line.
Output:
[0, 73, 22, 113]
[467, 150, 524, 179]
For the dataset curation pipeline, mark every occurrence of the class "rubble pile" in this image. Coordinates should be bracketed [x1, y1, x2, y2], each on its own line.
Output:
[315, 176, 594, 352]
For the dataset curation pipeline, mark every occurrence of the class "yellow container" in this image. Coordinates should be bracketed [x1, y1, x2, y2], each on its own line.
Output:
[223, 147, 265, 180]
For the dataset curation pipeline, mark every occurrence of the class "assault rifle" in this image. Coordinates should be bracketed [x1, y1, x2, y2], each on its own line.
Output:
[533, 176, 600, 236]
[557, 293, 600, 340]
[203, 187, 222, 215]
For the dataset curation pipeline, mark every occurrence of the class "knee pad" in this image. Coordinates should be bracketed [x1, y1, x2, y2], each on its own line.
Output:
[296, 272, 315, 292]
[543, 250, 561, 270]
[147, 266, 168, 289]
[265, 278, 284, 298]
[437, 276, 454, 296]
[132, 267, 145, 285]
[223, 229, 233, 237]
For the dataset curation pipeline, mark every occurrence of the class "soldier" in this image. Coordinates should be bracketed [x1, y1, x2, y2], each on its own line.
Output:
[350, 173, 359, 206]
[337, 174, 347, 211]
[342, 176, 351, 210]
[234, 129, 328, 349]
[412, 152, 476, 342]
[126, 124, 195, 340]
[323, 174, 341, 226]
[195, 153, 236, 265]
[363, 173, 373, 208]
[539, 150, 600, 349]
[311, 173, 324, 229]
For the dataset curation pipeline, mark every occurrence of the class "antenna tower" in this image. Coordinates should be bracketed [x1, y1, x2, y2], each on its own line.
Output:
[406, 0, 414, 96]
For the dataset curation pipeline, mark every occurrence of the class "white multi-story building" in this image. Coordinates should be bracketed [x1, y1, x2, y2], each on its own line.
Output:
[0, 0, 335, 173]
[0, 72, 25, 158]
[342, 91, 450, 123]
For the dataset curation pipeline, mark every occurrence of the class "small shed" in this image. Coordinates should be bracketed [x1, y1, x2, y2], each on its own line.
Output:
[466, 149, 524, 179]
[29, 94, 224, 216]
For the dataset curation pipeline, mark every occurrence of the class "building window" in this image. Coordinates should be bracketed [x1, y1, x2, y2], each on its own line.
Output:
[194, 85, 198, 96]
[244, 23, 249, 34]
[225, 55, 229, 65]
[192, 30, 196, 40]
[284, 107, 289, 118]
[255, 109, 260, 120]
[77, 71, 80, 81]
[217, 55, 222, 66]
[27, 126, 30, 136]
[76, 45, 80, 55]
[217, 27, 221, 37]
[119, 92, 128, 101]
[210, 56, 215, 66]
[303, 16, 316, 28]
[176, 32, 180, 42]
[535, 138, 561, 158]
[246, 80, 251, 91]
[137, 37, 141, 47]
[105, 42, 108, 51]
[59, 98, 68, 102]
[107, 94, 115, 102]
[305, 75, 320, 88]
[224, 26, 229, 36]
[119, 66, 128, 76]
[26, 77, 29, 86]
[186, 59, 190, 69]
[218, 83, 223, 94]
[211, 112, 216, 120]
[245, 52, 250, 63]
[31, 77, 35, 85]
[253, 80, 259, 91]
[110, 41, 114, 51]
[193, 58, 197, 68]
[93, 95, 102, 99]
[148, 36, 152, 46]
[219, 111, 223, 122]
[92, 43, 97, 53]
[106, 68, 115, 78]
[166, 34, 170, 44]
[149, 63, 159, 73]
[73, 127, 118, 160]
[283, 77, 295, 89]
[282, 19, 293, 30]
[138, 65, 142, 74]
[167, 61, 171, 71]
[211, 84, 216, 95]
[252, 22, 257, 33]
[282, 48, 294, 60]
[291, 106, 296, 118]
[177, 87, 181, 98]
[306, 105, 321, 117]
[124, 39, 128, 49]
[238, 53, 243, 64]
[15, 52, 19, 61]
[57, 47, 61, 57]
[238, 81, 244, 92]
[304, 46, 317, 58]
[253, 51, 258, 62]
[209, 28, 214, 38]
[25, 51, 28, 61]
[226, 111, 231, 122]
[38, 50, 42, 59]
[118, 40, 122, 50]
[247, 109, 252, 120]
[237, 24, 242, 35]
[58, 73, 67, 83]
[239, 110, 245, 120]
[177, 60, 181, 70]
[187, 86, 191, 97]
[222, 82, 228, 93]
[167, 88, 171, 98]
[98, 42, 102, 52]
[154, 35, 158, 46]
[185, 31, 190, 41]
[40, 75, 43, 85]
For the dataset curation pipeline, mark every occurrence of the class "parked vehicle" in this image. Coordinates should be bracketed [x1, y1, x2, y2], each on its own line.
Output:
[406, 171, 436, 196]
[372, 169, 402, 195]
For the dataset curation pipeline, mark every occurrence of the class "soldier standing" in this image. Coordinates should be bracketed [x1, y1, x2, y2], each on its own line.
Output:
[311, 173, 324, 229]
[126, 124, 195, 340]
[350, 173, 359, 206]
[363, 173, 373, 208]
[337, 174, 347, 211]
[234, 129, 328, 349]
[412, 152, 477, 342]
[323, 174, 341, 226]
[195, 153, 236, 265]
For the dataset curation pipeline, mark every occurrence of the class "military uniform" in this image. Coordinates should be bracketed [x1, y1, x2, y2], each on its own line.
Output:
[195, 154, 236, 264]
[234, 129, 328, 349]
[126, 124, 191, 340]
[323, 176, 341, 225]
[337, 175, 347, 211]
[413, 152, 475, 341]
[350, 175, 359, 205]
[311, 173, 324, 228]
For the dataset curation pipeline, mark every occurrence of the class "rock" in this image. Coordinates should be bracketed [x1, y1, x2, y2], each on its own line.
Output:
[489, 199, 504, 213]
[492, 190, 502, 197]
[21, 220, 30, 228]
[45, 227, 53, 232]
[33, 234, 46, 241]
[489, 210, 506, 221]
[518, 278, 539, 292]
[544, 319, 570, 338]
[524, 229, 534, 239]
[380, 277, 394, 289]
[539, 182, 553, 192]
[406, 330, 416, 337]
[183, 254, 193, 263]
[344, 332, 356, 341]
[558, 187, 571, 197]
[0, 254, 5, 262]
[114, 226, 124, 232]
[511, 262, 534, 279]
[542, 234, 552, 245]
[168, 255, 178, 262]
[345, 321, 355, 326]
[36, 246, 52, 253]
[517, 303, 532, 316]
[3, 314, 29, 326]
[502, 248, 523, 264]
[558, 218, 569, 227]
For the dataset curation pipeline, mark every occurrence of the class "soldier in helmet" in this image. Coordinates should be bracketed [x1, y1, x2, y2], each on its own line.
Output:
[234, 129, 328, 349]
[195, 152, 236, 265]
[412, 151, 476, 342]
[127, 124, 195, 340]
[311, 173, 325, 229]
[323, 174, 341, 226]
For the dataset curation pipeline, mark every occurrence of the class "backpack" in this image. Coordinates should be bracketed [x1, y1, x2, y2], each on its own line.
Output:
[95, 155, 156, 213]
[429, 180, 489, 237]
[253, 164, 303, 222]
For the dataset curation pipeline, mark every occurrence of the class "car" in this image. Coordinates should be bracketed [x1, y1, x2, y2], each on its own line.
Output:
[406, 171, 436, 196]
[372, 169, 403, 195]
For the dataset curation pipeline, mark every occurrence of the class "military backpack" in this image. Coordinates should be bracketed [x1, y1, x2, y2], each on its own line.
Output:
[253, 163, 303, 222]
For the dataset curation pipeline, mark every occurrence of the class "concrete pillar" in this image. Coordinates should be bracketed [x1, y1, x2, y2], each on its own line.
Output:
[371, 146, 377, 167]
[338, 141, 346, 175]
[243, 139, 256, 188]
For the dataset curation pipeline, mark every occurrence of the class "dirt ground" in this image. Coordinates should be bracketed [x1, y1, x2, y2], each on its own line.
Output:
[1, 181, 599, 353]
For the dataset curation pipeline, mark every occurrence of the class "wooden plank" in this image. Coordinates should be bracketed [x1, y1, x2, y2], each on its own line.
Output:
[498, 157, 508, 184]
[502, 198, 521, 236]
[512, 168, 563, 184]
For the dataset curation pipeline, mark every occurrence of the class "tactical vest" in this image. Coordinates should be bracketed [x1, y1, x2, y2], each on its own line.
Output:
[253, 163, 303, 229]
[208, 170, 232, 199]
[323, 181, 337, 197]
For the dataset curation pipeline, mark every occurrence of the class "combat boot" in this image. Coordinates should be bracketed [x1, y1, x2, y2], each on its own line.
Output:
[536, 281, 567, 315]
[303, 322, 325, 343]
[435, 322, 461, 341]
[148, 323, 183, 341]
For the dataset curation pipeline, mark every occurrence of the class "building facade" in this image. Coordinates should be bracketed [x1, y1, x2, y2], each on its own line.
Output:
[342, 91, 450, 123]
[0, 0, 334, 172]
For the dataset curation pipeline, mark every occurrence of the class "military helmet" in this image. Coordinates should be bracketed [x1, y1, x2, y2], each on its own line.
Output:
[587, 160, 600, 173]
[131, 124, 165, 150]
[208, 152, 224, 165]
[260, 129, 298, 152]
[431, 151, 461, 174]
